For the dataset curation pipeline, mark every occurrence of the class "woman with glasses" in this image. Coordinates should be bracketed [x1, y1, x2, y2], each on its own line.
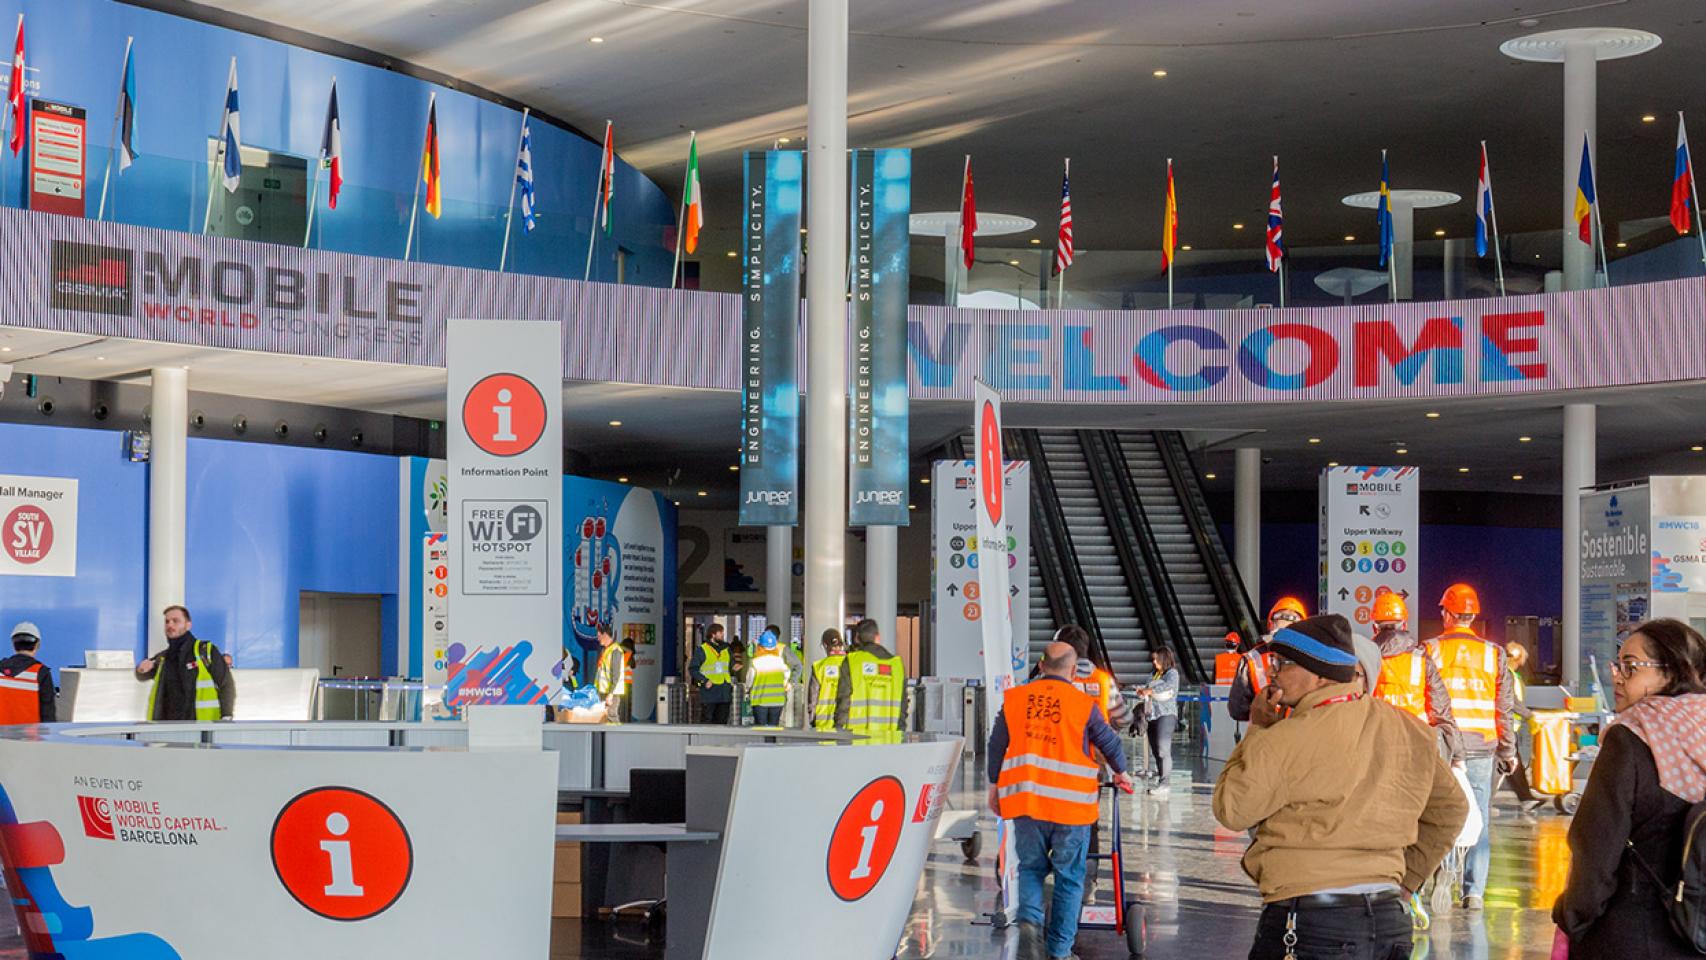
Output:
[1554, 619, 1706, 958]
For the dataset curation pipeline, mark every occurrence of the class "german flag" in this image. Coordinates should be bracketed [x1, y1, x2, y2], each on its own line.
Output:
[421, 94, 442, 219]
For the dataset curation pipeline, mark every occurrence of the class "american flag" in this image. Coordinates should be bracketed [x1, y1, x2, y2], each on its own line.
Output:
[1053, 159, 1073, 276]
[1265, 156, 1285, 272]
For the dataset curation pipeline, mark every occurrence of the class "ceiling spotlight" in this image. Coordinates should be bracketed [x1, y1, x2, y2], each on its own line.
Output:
[909, 504, 917, 510]
[1425, 412, 1440, 419]
[1232, 223, 1245, 230]
[1642, 114, 1657, 123]
[1519, 435, 1533, 443]
[608, 419, 622, 427]
[1152, 69, 1168, 78]
[1434, 229, 1446, 237]
[1327, 461, 1340, 467]
[1693, 446, 1705, 453]
[777, 137, 792, 144]
[921, 477, 931, 484]
[0, 346, 10, 352]
[726, 250, 737, 257]
[1395, 448, 1409, 455]
[1181, 244, 1193, 251]
[1204, 473, 1217, 479]
[618, 476, 630, 483]
[1616, 241, 1628, 249]
[1308, 437, 1321, 444]
[589, 36, 605, 43]
[697, 490, 707, 497]
[1008, 259, 1021, 266]
[1344, 234, 1356, 242]
[729, 465, 739, 471]
[95, 355, 106, 361]
[1030, 238, 1041, 245]
[1458, 467, 1470, 473]
[674, 500, 681, 505]
[1512, 474, 1524, 481]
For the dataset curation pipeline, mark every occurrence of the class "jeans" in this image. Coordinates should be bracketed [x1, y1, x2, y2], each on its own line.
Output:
[752, 704, 783, 726]
[1249, 897, 1411, 960]
[1463, 754, 1495, 898]
[1147, 715, 1177, 784]
[1013, 817, 1092, 959]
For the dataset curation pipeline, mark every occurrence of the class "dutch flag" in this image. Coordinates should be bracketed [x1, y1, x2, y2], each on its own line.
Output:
[1475, 142, 1496, 258]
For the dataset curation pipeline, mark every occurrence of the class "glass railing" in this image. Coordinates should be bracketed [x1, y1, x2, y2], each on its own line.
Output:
[5, 146, 675, 286]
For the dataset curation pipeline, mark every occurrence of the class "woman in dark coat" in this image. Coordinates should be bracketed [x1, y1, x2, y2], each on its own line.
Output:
[1554, 618, 1706, 958]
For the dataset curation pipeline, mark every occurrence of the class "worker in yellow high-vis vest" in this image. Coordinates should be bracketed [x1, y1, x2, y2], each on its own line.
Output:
[1426, 583, 1515, 912]
[745, 629, 790, 726]
[810, 628, 847, 731]
[594, 623, 628, 723]
[690, 623, 734, 724]
[835, 619, 906, 737]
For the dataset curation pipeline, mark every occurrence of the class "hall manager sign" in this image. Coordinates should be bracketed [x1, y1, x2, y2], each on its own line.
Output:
[0, 475, 77, 578]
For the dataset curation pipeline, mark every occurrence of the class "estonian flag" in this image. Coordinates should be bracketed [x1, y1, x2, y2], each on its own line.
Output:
[117, 40, 137, 172]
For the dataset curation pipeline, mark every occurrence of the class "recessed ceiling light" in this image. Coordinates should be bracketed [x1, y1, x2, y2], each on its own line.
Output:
[697, 490, 707, 497]
[1008, 259, 1020, 266]
[1308, 437, 1321, 444]
[1694, 446, 1705, 453]
[726, 250, 737, 257]
[777, 137, 792, 144]
[1232, 223, 1245, 230]
[729, 465, 739, 471]
[1434, 229, 1446, 237]
[618, 476, 629, 483]
[1327, 461, 1340, 467]
[909, 504, 917, 510]
[1204, 473, 1217, 479]
[1181, 244, 1193, 251]
[1030, 238, 1041, 245]
[1519, 17, 1540, 27]
[589, 36, 605, 43]
[1642, 114, 1657, 123]
[1519, 435, 1533, 442]
[1395, 448, 1409, 455]
[1535, 253, 1542, 258]
[1425, 412, 1440, 419]
[1616, 241, 1628, 248]
[608, 420, 622, 427]
[1344, 235, 1356, 242]
[1152, 69, 1167, 78]
[674, 501, 681, 505]
[95, 355, 105, 361]
[1458, 467, 1470, 473]
[0, 346, 10, 352]
[1512, 474, 1524, 481]
[921, 477, 931, 484]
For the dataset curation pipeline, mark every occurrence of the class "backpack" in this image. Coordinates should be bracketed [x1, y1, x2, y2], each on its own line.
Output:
[1627, 801, 1706, 953]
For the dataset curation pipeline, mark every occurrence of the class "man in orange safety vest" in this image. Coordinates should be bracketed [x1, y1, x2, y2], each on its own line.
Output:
[1369, 591, 1463, 766]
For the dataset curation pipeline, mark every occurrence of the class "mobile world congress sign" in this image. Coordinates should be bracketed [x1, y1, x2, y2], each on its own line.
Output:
[445, 319, 563, 710]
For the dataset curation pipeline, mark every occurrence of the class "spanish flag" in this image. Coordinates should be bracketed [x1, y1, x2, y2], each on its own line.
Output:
[1574, 134, 1596, 245]
[421, 94, 442, 219]
[1161, 158, 1178, 273]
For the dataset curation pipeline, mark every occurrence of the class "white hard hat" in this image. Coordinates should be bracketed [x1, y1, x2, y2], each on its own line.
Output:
[9, 622, 41, 642]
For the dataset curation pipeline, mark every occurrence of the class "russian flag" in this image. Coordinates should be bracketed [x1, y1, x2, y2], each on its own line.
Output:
[1673, 112, 1694, 236]
[1475, 143, 1495, 258]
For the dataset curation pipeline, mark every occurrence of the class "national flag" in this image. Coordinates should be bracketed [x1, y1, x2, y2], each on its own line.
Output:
[959, 156, 977, 269]
[7, 15, 25, 155]
[1052, 159, 1073, 276]
[116, 39, 138, 172]
[319, 80, 342, 209]
[1265, 156, 1285, 272]
[597, 121, 614, 234]
[515, 118, 536, 233]
[683, 131, 702, 253]
[1377, 150, 1392, 268]
[1672, 113, 1694, 236]
[1574, 134, 1596, 245]
[1475, 143, 1496, 257]
[218, 58, 241, 192]
[1161, 159, 1178, 273]
[420, 94, 441, 219]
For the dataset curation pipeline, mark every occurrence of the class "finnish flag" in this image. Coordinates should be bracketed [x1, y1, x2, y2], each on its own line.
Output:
[218, 57, 241, 193]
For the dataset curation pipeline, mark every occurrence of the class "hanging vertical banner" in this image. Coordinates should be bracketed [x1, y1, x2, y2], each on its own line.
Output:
[848, 148, 911, 525]
[738, 150, 803, 526]
[445, 319, 563, 712]
[971, 378, 1018, 918]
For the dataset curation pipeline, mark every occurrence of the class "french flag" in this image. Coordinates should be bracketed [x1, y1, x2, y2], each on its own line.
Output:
[319, 80, 342, 209]
[1672, 112, 1694, 236]
[1475, 142, 1496, 258]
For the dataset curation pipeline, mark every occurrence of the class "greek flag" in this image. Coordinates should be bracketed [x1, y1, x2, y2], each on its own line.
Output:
[218, 57, 241, 193]
[516, 120, 536, 232]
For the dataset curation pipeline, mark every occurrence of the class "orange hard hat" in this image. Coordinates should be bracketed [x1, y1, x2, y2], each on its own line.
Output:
[1224, 632, 1241, 649]
[1268, 596, 1308, 622]
[1372, 592, 1408, 624]
[1440, 583, 1481, 616]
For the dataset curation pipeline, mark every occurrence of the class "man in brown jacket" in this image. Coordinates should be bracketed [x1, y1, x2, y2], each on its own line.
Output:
[1214, 615, 1467, 960]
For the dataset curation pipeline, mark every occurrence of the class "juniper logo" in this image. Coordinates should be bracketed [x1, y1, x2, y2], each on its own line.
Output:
[50, 241, 133, 316]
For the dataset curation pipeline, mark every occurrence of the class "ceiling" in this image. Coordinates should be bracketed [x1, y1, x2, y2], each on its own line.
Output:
[7, 324, 1704, 510]
[190, 0, 1706, 263]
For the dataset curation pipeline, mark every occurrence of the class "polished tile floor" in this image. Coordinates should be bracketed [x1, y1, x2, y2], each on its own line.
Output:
[0, 753, 1570, 958]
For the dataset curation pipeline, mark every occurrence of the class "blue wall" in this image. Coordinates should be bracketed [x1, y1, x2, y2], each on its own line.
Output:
[0, 422, 147, 671]
[0, 0, 675, 284]
[0, 422, 400, 671]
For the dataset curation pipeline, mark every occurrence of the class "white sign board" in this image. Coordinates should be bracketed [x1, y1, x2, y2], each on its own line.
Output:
[445, 320, 563, 710]
[1580, 485, 1651, 675]
[0, 734, 556, 958]
[1318, 466, 1419, 628]
[931, 460, 1030, 681]
[0, 474, 77, 577]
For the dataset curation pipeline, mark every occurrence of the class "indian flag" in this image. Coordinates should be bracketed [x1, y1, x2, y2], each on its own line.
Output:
[683, 132, 703, 254]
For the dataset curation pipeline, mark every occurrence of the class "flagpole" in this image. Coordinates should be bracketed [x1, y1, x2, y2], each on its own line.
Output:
[202, 56, 236, 235]
[304, 77, 335, 249]
[1278, 258, 1286, 309]
[404, 92, 432, 262]
[96, 36, 132, 222]
[1593, 181, 1611, 287]
[498, 107, 530, 274]
[670, 131, 692, 290]
[1686, 113, 1706, 269]
[1483, 141, 1508, 297]
[583, 119, 611, 283]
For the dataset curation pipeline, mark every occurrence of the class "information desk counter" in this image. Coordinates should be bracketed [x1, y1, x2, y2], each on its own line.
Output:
[0, 721, 963, 960]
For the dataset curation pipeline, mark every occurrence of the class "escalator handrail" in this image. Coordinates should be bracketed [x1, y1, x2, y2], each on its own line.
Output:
[1167, 432, 1265, 638]
[1093, 431, 1201, 684]
[1015, 430, 1103, 644]
[1154, 432, 1263, 646]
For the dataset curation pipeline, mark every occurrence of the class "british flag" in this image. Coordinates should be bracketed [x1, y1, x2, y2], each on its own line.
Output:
[1053, 159, 1074, 276]
[1265, 156, 1285, 272]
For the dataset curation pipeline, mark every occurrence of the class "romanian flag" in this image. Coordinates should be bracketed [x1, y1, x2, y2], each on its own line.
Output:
[683, 131, 703, 254]
[597, 121, 614, 234]
[1574, 134, 1596, 245]
[1673, 113, 1694, 236]
[1161, 159, 1178, 273]
[420, 94, 441, 219]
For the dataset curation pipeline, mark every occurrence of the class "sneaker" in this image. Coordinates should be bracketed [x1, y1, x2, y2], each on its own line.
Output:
[1461, 895, 1484, 911]
[1017, 921, 1043, 960]
[1148, 785, 1171, 797]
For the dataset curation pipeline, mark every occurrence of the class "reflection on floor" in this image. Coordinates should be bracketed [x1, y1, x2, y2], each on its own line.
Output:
[0, 754, 1573, 959]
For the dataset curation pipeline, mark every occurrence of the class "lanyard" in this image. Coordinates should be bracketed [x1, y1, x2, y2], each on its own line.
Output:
[1314, 691, 1362, 708]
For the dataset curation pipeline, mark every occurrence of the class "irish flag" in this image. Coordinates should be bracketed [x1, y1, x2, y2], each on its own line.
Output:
[683, 132, 703, 254]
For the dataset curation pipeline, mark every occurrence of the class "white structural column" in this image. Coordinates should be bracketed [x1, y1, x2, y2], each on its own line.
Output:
[147, 367, 189, 656]
[1234, 449, 1261, 608]
[1500, 29, 1661, 291]
[1561, 403, 1596, 688]
[865, 526, 897, 654]
[766, 525, 791, 640]
[802, 0, 849, 678]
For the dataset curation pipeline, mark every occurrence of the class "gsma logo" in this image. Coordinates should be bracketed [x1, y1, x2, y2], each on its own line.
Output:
[77, 795, 115, 840]
[461, 373, 547, 458]
[49, 241, 133, 317]
[271, 787, 413, 922]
